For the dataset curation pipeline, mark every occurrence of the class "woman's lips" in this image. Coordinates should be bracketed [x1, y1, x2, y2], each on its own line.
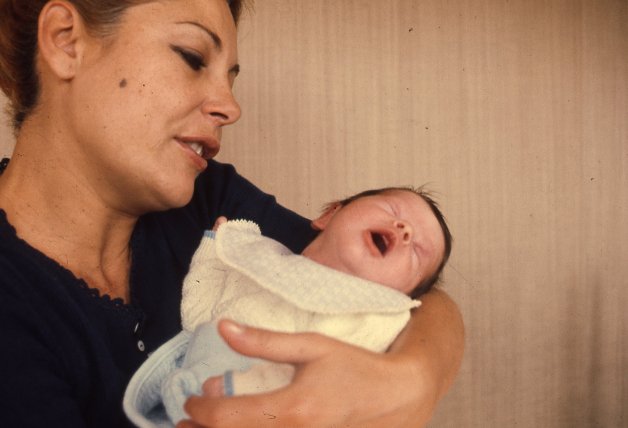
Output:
[175, 136, 221, 171]
[176, 136, 220, 159]
[176, 139, 208, 170]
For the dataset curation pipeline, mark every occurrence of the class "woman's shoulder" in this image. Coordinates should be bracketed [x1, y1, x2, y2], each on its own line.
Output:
[0, 209, 51, 293]
[0, 209, 138, 320]
[0, 208, 71, 289]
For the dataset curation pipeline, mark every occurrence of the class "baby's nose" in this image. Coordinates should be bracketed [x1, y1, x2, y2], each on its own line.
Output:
[394, 220, 413, 244]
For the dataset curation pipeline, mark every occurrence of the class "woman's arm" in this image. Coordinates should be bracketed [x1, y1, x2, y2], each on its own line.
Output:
[386, 288, 465, 425]
[179, 288, 464, 428]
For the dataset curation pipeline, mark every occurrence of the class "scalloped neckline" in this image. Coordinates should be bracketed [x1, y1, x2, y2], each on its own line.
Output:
[0, 208, 138, 313]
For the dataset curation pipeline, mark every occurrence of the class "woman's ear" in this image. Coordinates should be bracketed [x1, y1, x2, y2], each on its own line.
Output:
[311, 203, 342, 231]
[37, 1, 87, 80]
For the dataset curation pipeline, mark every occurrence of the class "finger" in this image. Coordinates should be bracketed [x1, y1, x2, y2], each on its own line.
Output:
[217, 319, 332, 364]
[176, 420, 206, 428]
[184, 389, 305, 428]
[211, 216, 227, 231]
[202, 375, 225, 397]
[203, 363, 294, 396]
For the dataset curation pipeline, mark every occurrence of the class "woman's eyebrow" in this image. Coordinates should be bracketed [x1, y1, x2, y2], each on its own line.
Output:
[176, 21, 222, 50]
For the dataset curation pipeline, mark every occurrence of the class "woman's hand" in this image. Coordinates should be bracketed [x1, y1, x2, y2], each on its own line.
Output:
[178, 289, 464, 428]
[177, 290, 464, 428]
[178, 321, 431, 428]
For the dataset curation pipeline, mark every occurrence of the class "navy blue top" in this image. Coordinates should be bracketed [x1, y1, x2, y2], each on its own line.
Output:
[0, 158, 317, 427]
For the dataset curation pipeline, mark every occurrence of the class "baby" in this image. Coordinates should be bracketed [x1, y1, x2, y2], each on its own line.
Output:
[124, 186, 452, 427]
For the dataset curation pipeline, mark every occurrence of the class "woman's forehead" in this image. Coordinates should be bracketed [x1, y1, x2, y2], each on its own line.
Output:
[121, 0, 236, 32]
[113, 0, 238, 55]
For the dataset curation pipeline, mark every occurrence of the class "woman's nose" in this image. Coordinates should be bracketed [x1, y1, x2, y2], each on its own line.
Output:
[201, 81, 241, 126]
[394, 220, 413, 244]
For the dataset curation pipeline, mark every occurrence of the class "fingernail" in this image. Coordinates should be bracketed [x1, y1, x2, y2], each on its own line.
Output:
[224, 320, 245, 335]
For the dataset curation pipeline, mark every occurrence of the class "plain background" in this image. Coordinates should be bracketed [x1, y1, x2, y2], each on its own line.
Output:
[1, 1, 626, 426]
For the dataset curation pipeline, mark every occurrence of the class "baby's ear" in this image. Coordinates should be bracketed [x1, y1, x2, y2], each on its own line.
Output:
[311, 203, 341, 231]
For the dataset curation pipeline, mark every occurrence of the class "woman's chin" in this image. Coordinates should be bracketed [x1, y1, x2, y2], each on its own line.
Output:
[163, 187, 195, 210]
[139, 182, 196, 213]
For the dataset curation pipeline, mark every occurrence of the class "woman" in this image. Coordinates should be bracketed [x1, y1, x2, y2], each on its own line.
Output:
[0, 0, 464, 427]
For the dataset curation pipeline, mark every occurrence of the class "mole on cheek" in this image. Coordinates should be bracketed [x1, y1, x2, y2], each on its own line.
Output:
[119, 79, 127, 88]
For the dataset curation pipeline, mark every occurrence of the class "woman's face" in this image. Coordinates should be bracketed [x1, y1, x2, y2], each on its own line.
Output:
[66, 0, 241, 213]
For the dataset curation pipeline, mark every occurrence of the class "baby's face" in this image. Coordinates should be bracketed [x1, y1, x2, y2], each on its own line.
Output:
[302, 190, 445, 294]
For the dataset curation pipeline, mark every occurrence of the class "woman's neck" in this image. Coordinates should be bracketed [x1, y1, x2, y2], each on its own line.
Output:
[0, 134, 138, 302]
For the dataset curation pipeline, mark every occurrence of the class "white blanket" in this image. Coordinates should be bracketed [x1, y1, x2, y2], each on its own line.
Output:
[182, 220, 420, 351]
[124, 220, 420, 427]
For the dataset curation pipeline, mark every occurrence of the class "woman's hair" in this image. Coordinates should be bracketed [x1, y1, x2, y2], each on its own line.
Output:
[0, 0, 248, 130]
[328, 186, 453, 299]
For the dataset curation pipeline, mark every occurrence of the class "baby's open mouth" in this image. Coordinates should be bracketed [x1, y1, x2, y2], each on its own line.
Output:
[371, 232, 389, 255]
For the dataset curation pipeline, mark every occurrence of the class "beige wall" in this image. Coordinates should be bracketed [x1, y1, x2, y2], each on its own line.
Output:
[222, 1, 628, 427]
[0, 95, 13, 159]
[1, 0, 626, 426]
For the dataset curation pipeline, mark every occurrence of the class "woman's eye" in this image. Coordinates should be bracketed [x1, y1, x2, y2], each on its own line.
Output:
[171, 46, 206, 71]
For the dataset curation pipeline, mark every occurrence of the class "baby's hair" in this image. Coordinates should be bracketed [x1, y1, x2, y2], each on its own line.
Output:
[326, 186, 453, 298]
